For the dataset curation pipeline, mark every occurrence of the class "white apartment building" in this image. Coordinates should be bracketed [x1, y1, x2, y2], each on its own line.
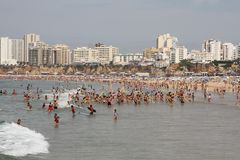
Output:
[95, 45, 119, 64]
[156, 33, 178, 50]
[222, 43, 235, 61]
[235, 44, 240, 60]
[73, 47, 99, 64]
[0, 37, 18, 65]
[174, 46, 188, 63]
[202, 39, 222, 60]
[11, 39, 24, 62]
[0, 37, 10, 64]
[113, 53, 143, 65]
[189, 50, 214, 63]
[52, 44, 71, 65]
[23, 33, 40, 62]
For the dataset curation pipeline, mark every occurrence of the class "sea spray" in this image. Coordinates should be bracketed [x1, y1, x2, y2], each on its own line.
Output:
[45, 89, 78, 108]
[0, 122, 49, 157]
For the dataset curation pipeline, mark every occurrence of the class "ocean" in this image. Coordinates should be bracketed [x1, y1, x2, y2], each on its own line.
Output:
[0, 80, 240, 160]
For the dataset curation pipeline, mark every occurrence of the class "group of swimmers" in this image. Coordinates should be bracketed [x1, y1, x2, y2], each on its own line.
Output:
[3, 76, 239, 128]
[0, 89, 17, 96]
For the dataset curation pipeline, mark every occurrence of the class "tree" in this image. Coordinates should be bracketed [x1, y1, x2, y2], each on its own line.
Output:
[179, 60, 193, 71]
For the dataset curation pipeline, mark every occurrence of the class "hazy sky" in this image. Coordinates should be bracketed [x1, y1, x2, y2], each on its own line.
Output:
[0, 0, 239, 52]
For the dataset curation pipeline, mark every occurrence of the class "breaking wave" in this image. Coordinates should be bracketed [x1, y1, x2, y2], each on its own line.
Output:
[0, 122, 49, 157]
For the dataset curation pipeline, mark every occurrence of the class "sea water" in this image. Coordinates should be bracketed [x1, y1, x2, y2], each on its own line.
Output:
[0, 80, 240, 160]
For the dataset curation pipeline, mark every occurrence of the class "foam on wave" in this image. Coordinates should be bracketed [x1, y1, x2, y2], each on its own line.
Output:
[0, 122, 49, 157]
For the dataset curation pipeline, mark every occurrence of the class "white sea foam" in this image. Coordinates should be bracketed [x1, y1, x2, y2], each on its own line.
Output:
[0, 122, 49, 157]
[45, 89, 78, 108]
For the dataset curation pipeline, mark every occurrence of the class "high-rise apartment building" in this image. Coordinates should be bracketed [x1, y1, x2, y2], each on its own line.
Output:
[29, 42, 53, 66]
[23, 33, 40, 62]
[235, 44, 240, 60]
[222, 43, 234, 61]
[0, 37, 25, 65]
[0, 37, 19, 65]
[202, 39, 222, 61]
[173, 46, 188, 63]
[156, 33, 178, 50]
[94, 45, 119, 64]
[52, 44, 71, 65]
[11, 39, 24, 62]
[0, 37, 10, 64]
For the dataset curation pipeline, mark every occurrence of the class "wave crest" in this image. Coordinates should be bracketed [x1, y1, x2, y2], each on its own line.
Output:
[0, 122, 49, 157]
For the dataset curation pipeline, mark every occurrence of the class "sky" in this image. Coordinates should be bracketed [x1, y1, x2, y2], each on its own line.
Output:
[0, 0, 239, 52]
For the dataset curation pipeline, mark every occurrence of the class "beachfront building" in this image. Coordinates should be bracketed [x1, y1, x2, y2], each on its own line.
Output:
[202, 39, 222, 61]
[113, 53, 143, 65]
[28, 42, 53, 66]
[155, 33, 180, 64]
[52, 44, 71, 65]
[94, 44, 119, 64]
[143, 48, 160, 59]
[234, 44, 240, 60]
[0, 37, 11, 65]
[11, 39, 24, 63]
[73, 47, 99, 64]
[23, 33, 40, 63]
[157, 33, 178, 51]
[171, 46, 188, 63]
[189, 50, 214, 63]
[0, 37, 18, 65]
[222, 43, 235, 61]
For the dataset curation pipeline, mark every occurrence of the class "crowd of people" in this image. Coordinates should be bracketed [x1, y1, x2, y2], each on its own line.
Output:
[1, 75, 240, 128]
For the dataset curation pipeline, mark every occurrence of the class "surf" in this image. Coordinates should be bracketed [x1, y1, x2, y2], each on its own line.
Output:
[0, 122, 49, 157]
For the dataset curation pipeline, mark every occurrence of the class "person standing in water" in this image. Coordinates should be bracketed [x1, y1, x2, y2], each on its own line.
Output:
[27, 102, 32, 110]
[208, 93, 212, 102]
[71, 105, 75, 116]
[113, 109, 118, 120]
[12, 89, 17, 95]
[54, 113, 60, 127]
[17, 119, 21, 125]
[88, 104, 96, 115]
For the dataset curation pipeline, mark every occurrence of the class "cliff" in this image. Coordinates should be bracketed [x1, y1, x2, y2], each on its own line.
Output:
[0, 63, 238, 76]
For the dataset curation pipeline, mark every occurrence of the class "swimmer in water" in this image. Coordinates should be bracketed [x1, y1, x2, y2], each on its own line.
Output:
[53, 100, 58, 109]
[54, 113, 60, 127]
[42, 102, 46, 109]
[48, 102, 54, 112]
[27, 102, 32, 110]
[12, 89, 17, 95]
[45, 95, 48, 101]
[113, 109, 118, 120]
[88, 104, 96, 115]
[17, 119, 21, 125]
[71, 105, 75, 116]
